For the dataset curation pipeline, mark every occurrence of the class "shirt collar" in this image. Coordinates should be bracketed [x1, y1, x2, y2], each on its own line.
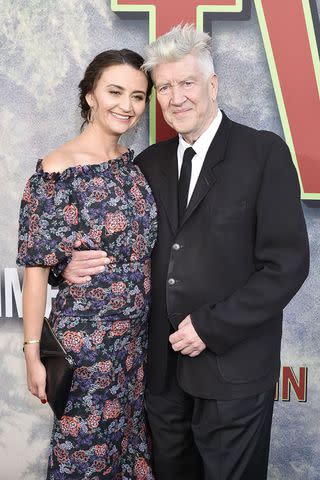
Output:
[178, 109, 223, 161]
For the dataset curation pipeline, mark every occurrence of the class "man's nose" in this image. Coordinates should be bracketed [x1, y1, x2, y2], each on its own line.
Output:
[170, 85, 186, 106]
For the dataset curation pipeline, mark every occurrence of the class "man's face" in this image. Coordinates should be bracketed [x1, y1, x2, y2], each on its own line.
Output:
[153, 54, 218, 143]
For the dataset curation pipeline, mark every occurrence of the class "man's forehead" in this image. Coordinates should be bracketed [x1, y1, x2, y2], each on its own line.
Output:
[153, 55, 202, 83]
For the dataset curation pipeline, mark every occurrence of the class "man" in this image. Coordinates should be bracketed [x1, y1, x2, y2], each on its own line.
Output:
[57, 25, 309, 479]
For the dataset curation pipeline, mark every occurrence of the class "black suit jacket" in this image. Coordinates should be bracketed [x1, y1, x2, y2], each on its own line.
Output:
[135, 112, 309, 399]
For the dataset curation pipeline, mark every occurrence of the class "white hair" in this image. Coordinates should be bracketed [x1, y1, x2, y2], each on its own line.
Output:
[142, 24, 214, 78]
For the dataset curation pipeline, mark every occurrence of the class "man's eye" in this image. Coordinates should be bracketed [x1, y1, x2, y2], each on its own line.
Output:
[158, 85, 169, 94]
[184, 81, 194, 87]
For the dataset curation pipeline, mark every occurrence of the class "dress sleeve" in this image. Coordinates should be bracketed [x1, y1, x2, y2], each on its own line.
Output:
[17, 171, 78, 272]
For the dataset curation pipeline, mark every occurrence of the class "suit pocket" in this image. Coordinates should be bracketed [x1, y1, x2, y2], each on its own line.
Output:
[210, 200, 248, 223]
[216, 319, 282, 384]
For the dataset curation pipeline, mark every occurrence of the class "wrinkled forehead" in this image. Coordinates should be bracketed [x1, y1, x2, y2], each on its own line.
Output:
[152, 54, 206, 85]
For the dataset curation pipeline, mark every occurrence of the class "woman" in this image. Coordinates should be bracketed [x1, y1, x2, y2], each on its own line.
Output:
[17, 50, 157, 479]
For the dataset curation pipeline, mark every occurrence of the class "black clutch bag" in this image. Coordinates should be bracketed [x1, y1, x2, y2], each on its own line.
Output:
[40, 317, 75, 419]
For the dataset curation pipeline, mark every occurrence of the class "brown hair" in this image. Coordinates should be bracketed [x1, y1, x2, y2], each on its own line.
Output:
[78, 49, 153, 129]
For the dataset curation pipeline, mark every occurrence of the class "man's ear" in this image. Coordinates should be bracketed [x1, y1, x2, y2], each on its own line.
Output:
[210, 73, 218, 101]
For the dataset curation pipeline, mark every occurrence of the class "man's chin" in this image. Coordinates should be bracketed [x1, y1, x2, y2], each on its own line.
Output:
[170, 122, 193, 135]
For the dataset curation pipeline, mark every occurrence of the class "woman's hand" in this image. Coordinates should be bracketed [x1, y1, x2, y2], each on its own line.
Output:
[24, 350, 47, 403]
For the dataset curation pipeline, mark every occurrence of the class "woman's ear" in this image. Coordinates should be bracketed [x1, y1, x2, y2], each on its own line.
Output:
[85, 92, 93, 108]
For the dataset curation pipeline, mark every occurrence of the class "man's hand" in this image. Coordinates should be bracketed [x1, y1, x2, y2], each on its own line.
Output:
[63, 240, 110, 284]
[169, 315, 206, 357]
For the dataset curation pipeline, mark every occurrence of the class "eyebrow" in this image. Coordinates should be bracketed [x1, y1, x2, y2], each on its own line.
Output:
[106, 84, 146, 95]
[156, 76, 197, 87]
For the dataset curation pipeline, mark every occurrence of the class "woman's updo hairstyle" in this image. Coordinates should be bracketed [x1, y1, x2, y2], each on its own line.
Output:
[79, 49, 153, 130]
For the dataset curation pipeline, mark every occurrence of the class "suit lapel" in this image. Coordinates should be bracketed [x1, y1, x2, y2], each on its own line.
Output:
[158, 137, 179, 234]
[180, 112, 232, 228]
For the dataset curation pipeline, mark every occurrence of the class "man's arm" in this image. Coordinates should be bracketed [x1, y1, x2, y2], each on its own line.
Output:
[189, 136, 309, 356]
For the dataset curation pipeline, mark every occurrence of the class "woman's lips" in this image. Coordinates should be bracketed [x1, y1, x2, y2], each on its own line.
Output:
[110, 112, 132, 121]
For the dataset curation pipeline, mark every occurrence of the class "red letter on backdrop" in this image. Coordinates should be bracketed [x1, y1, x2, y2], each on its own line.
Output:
[259, 0, 319, 197]
[282, 367, 308, 402]
[112, 0, 320, 198]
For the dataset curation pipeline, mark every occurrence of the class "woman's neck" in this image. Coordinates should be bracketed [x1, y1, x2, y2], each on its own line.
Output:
[79, 122, 125, 159]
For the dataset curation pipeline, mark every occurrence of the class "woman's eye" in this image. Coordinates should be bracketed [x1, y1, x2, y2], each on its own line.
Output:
[110, 90, 120, 95]
[133, 95, 145, 101]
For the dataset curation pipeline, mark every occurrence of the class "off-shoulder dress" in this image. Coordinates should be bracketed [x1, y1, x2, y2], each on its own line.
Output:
[17, 150, 157, 479]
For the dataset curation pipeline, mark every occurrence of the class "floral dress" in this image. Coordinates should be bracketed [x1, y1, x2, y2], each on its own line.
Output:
[17, 150, 157, 480]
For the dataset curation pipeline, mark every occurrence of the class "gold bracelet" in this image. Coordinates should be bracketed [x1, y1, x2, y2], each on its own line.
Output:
[23, 339, 40, 353]
[23, 339, 40, 346]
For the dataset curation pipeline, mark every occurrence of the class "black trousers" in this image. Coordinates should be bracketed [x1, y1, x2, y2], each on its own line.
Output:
[146, 374, 275, 480]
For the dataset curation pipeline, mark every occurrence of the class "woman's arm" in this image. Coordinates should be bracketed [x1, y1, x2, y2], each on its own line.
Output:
[22, 266, 49, 403]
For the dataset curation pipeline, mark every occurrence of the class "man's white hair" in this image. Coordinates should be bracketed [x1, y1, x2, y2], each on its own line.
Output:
[142, 24, 215, 78]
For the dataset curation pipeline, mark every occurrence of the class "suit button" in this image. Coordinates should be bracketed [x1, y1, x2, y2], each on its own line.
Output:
[172, 243, 180, 250]
[168, 278, 176, 286]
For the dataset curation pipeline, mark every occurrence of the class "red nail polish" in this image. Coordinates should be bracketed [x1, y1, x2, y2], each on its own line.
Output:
[41, 399, 47, 404]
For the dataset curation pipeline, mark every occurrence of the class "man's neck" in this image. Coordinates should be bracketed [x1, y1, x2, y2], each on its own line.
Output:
[182, 107, 219, 145]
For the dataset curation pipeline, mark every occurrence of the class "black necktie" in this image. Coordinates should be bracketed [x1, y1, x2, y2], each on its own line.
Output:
[178, 147, 196, 225]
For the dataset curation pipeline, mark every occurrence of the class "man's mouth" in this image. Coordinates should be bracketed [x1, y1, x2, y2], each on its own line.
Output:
[172, 108, 192, 115]
[111, 112, 132, 121]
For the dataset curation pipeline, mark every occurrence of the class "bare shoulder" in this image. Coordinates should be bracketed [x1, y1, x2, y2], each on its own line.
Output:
[41, 150, 69, 173]
[42, 140, 79, 173]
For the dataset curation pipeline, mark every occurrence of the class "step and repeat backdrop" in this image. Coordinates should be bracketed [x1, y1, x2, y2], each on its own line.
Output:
[0, 1, 319, 479]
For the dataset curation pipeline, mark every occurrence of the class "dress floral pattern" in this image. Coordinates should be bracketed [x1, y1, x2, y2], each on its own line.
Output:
[17, 150, 157, 479]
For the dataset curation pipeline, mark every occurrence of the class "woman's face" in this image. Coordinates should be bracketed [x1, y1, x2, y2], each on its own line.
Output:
[86, 64, 148, 136]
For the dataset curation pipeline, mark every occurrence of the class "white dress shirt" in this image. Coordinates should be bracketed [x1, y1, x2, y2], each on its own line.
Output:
[177, 109, 222, 205]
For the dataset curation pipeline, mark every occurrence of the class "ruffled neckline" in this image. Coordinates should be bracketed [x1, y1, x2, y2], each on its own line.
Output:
[36, 149, 134, 180]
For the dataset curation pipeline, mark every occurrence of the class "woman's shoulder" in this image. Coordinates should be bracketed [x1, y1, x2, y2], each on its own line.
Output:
[41, 143, 77, 174]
